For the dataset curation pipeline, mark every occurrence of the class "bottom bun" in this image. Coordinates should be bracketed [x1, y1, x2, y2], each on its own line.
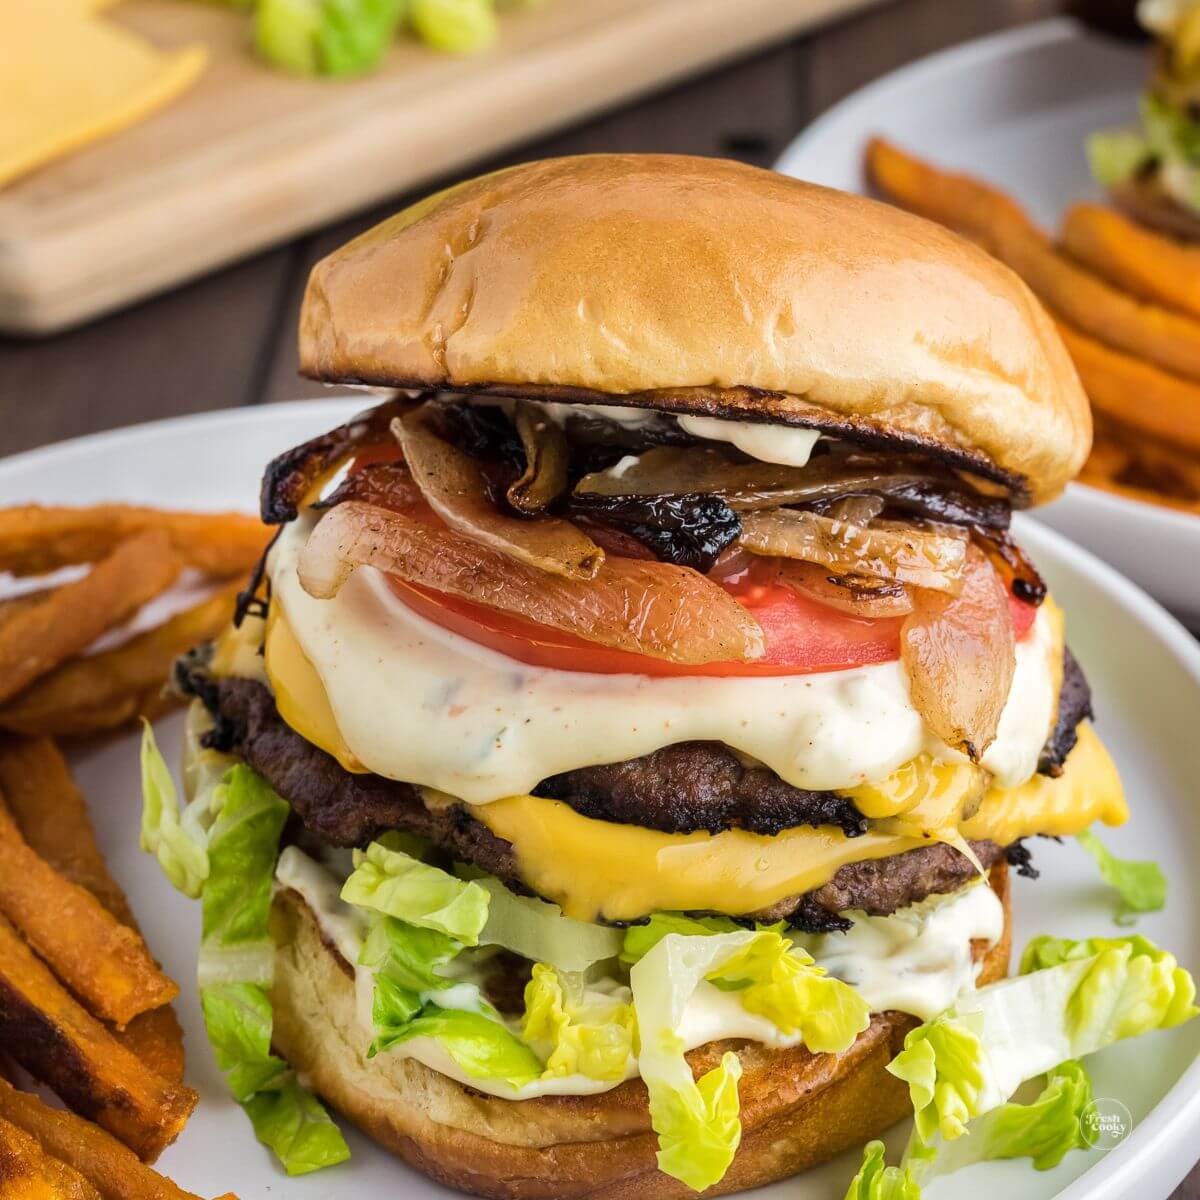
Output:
[269, 863, 1011, 1200]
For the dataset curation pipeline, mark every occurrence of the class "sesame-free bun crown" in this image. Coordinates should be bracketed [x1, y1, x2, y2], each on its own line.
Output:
[299, 154, 1090, 503]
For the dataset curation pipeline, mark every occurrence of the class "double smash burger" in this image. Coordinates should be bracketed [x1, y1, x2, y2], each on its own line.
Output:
[168, 156, 1143, 1195]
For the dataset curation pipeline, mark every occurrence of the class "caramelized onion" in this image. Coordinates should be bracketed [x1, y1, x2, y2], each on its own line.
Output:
[739, 508, 968, 593]
[298, 502, 765, 665]
[574, 445, 1010, 527]
[507, 401, 569, 514]
[394, 410, 604, 581]
[772, 559, 914, 618]
[316, 462, 423, 511]
[260, 396, 416, 524]
[901, 545, 1015, 761]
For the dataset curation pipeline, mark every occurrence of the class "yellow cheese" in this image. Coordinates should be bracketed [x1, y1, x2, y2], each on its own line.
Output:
[473, 723, 1126, 922]
[0, 2, 207, 188]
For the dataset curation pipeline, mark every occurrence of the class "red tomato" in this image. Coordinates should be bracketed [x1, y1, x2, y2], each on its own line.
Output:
[388, 565, 1037, 678]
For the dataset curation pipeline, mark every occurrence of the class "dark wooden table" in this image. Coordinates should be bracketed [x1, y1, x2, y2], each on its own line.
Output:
[1, 1, 1195, 1194]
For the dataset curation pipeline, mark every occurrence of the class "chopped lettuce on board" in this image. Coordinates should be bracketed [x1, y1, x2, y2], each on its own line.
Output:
[139, 724, 350, 1175]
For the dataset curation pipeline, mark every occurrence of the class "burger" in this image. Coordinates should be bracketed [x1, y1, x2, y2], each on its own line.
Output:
[1090, 0, 1200, 239]
[140, 155, 1196, 1197]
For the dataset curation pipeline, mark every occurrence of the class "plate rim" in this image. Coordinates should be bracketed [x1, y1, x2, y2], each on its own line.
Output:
[4, 401, 1200, 1198]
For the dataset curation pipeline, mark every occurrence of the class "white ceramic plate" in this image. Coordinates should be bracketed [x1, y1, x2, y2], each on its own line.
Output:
[2, 401, 1199, 1199]
[774, 17, 1200, 629]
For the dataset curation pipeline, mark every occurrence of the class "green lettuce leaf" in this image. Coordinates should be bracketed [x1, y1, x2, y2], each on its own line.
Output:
[358, 914, 462, 1039]
[1142, 91, 1200, 165]
[255, 0, 406, 76]
[887, 1012, 985, 1143]
[620, 912, 784, 965]
[372, 1002, 543, 1085]
[1076, 831, 1167, 924]
[522, 964, 635, 1081]
[920, 1060, 1093, 1180]
[200, 982, 287, 1102]
[706, 933, 870, 1053]
[408, 0, 497, 52]
[1086, 130, 1153, 187]
[890, 935, 1197, 1149]
[200, 765, 290, 986]
[242, 1078, 351, 1176]
[843, 1140, 922, 1200]
[139, 721, 209, 898]
[473, 875, 624, 972]
[342, 838, 490, 942]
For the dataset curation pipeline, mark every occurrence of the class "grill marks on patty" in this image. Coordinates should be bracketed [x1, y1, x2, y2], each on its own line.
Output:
[178, 659, 1058, 932]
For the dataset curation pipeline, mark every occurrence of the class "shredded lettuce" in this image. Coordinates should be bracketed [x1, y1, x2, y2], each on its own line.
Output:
[1087, 130, 1153, 187]
[200, 982, 287, 1102]
[1076, 831, 1167, 924]
[706, 934, 871, 1052]
[843, 1140, 922, 1200]
[473, 875, 624, 972]
[255, 0, 406, 76]
[373, 1002, 544, 1085]
[620, 912, 784, 966]
[242, 1078, 351, 1176]
[522, 964, 635, 1081]
[888, 934, 1196, 1153]
[139, 721, 209, 898]
[342, 838, 490, 942]
[629, 928, 868, 1191]
[408, 0, 497, 52]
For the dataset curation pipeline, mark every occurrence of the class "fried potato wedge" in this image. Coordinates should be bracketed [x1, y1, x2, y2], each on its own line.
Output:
[0, 1080, 214, 1200]
[1062, 202, 1200, 321]
[0, 1112, 103, 1200]
[0, 582, 241, 738]
[0, 916, 196, 1160]
[0, 802, 177, 1028]
[0, 738, 185, 1084]
[866, 137, 1200, 382]
[0, 531, 180, 707]
[0, 507, 269, 579]
[1057, 321, 1200, 454]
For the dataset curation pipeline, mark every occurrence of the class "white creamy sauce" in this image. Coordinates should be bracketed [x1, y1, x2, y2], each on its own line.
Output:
[805, 882, 1004, 1022]
[269, 521, 1057, 801]
[275, 850, 1003, 1101]
[536, 401, 823, 468]
[676, 414, 822, 468]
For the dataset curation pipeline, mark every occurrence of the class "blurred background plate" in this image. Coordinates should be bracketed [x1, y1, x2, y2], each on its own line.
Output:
[1, 401, 1199, 1199]
[773, 17, 1200, 629]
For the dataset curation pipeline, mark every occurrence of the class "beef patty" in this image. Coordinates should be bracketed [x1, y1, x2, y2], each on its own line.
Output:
[179, 658, 1044, 932]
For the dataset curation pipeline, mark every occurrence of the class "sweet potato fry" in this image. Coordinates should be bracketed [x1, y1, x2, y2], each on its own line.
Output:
[0, 738, 185, 1084]
[0, 803, 177, 1028]
[0, 582, 241, 738]
[0, 588, 59, 625]
[1062, 202, 1200, 321]
[866, 137, 1200, 382]
[1057, 321, 1200, 454]
[0, 507, 269, 579]
[0, 1080, 212, 1200]
[0, 532, 180, 707]
[0, 1113, 103, 1199]
[0, 916, 196, 1160]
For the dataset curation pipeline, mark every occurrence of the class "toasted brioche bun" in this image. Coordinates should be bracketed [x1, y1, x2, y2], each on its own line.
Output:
[299, 155, 1089, 503]
[268, 862, 1011, 1199]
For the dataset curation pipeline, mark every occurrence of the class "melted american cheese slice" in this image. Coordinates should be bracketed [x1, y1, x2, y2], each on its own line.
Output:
[468, 724, 1125, 921]
[0, 2, 207, 188]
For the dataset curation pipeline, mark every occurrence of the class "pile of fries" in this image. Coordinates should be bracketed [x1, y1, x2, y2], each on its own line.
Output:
[865, 139, 1200, 517]
[0, 737, 235, 1198]
[0, 503, 268, 1196]
[0, 505, 270, 737]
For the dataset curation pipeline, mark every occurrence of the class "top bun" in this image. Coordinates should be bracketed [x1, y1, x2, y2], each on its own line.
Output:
[299, 154, 1090, 503]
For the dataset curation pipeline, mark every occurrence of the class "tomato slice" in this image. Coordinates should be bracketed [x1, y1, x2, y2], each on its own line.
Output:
[351, 448, 1036, 677]
[388, 561, 1037, 678]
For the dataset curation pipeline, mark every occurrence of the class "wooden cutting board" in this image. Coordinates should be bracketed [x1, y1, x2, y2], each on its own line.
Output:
[0, 0, 883, 336]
